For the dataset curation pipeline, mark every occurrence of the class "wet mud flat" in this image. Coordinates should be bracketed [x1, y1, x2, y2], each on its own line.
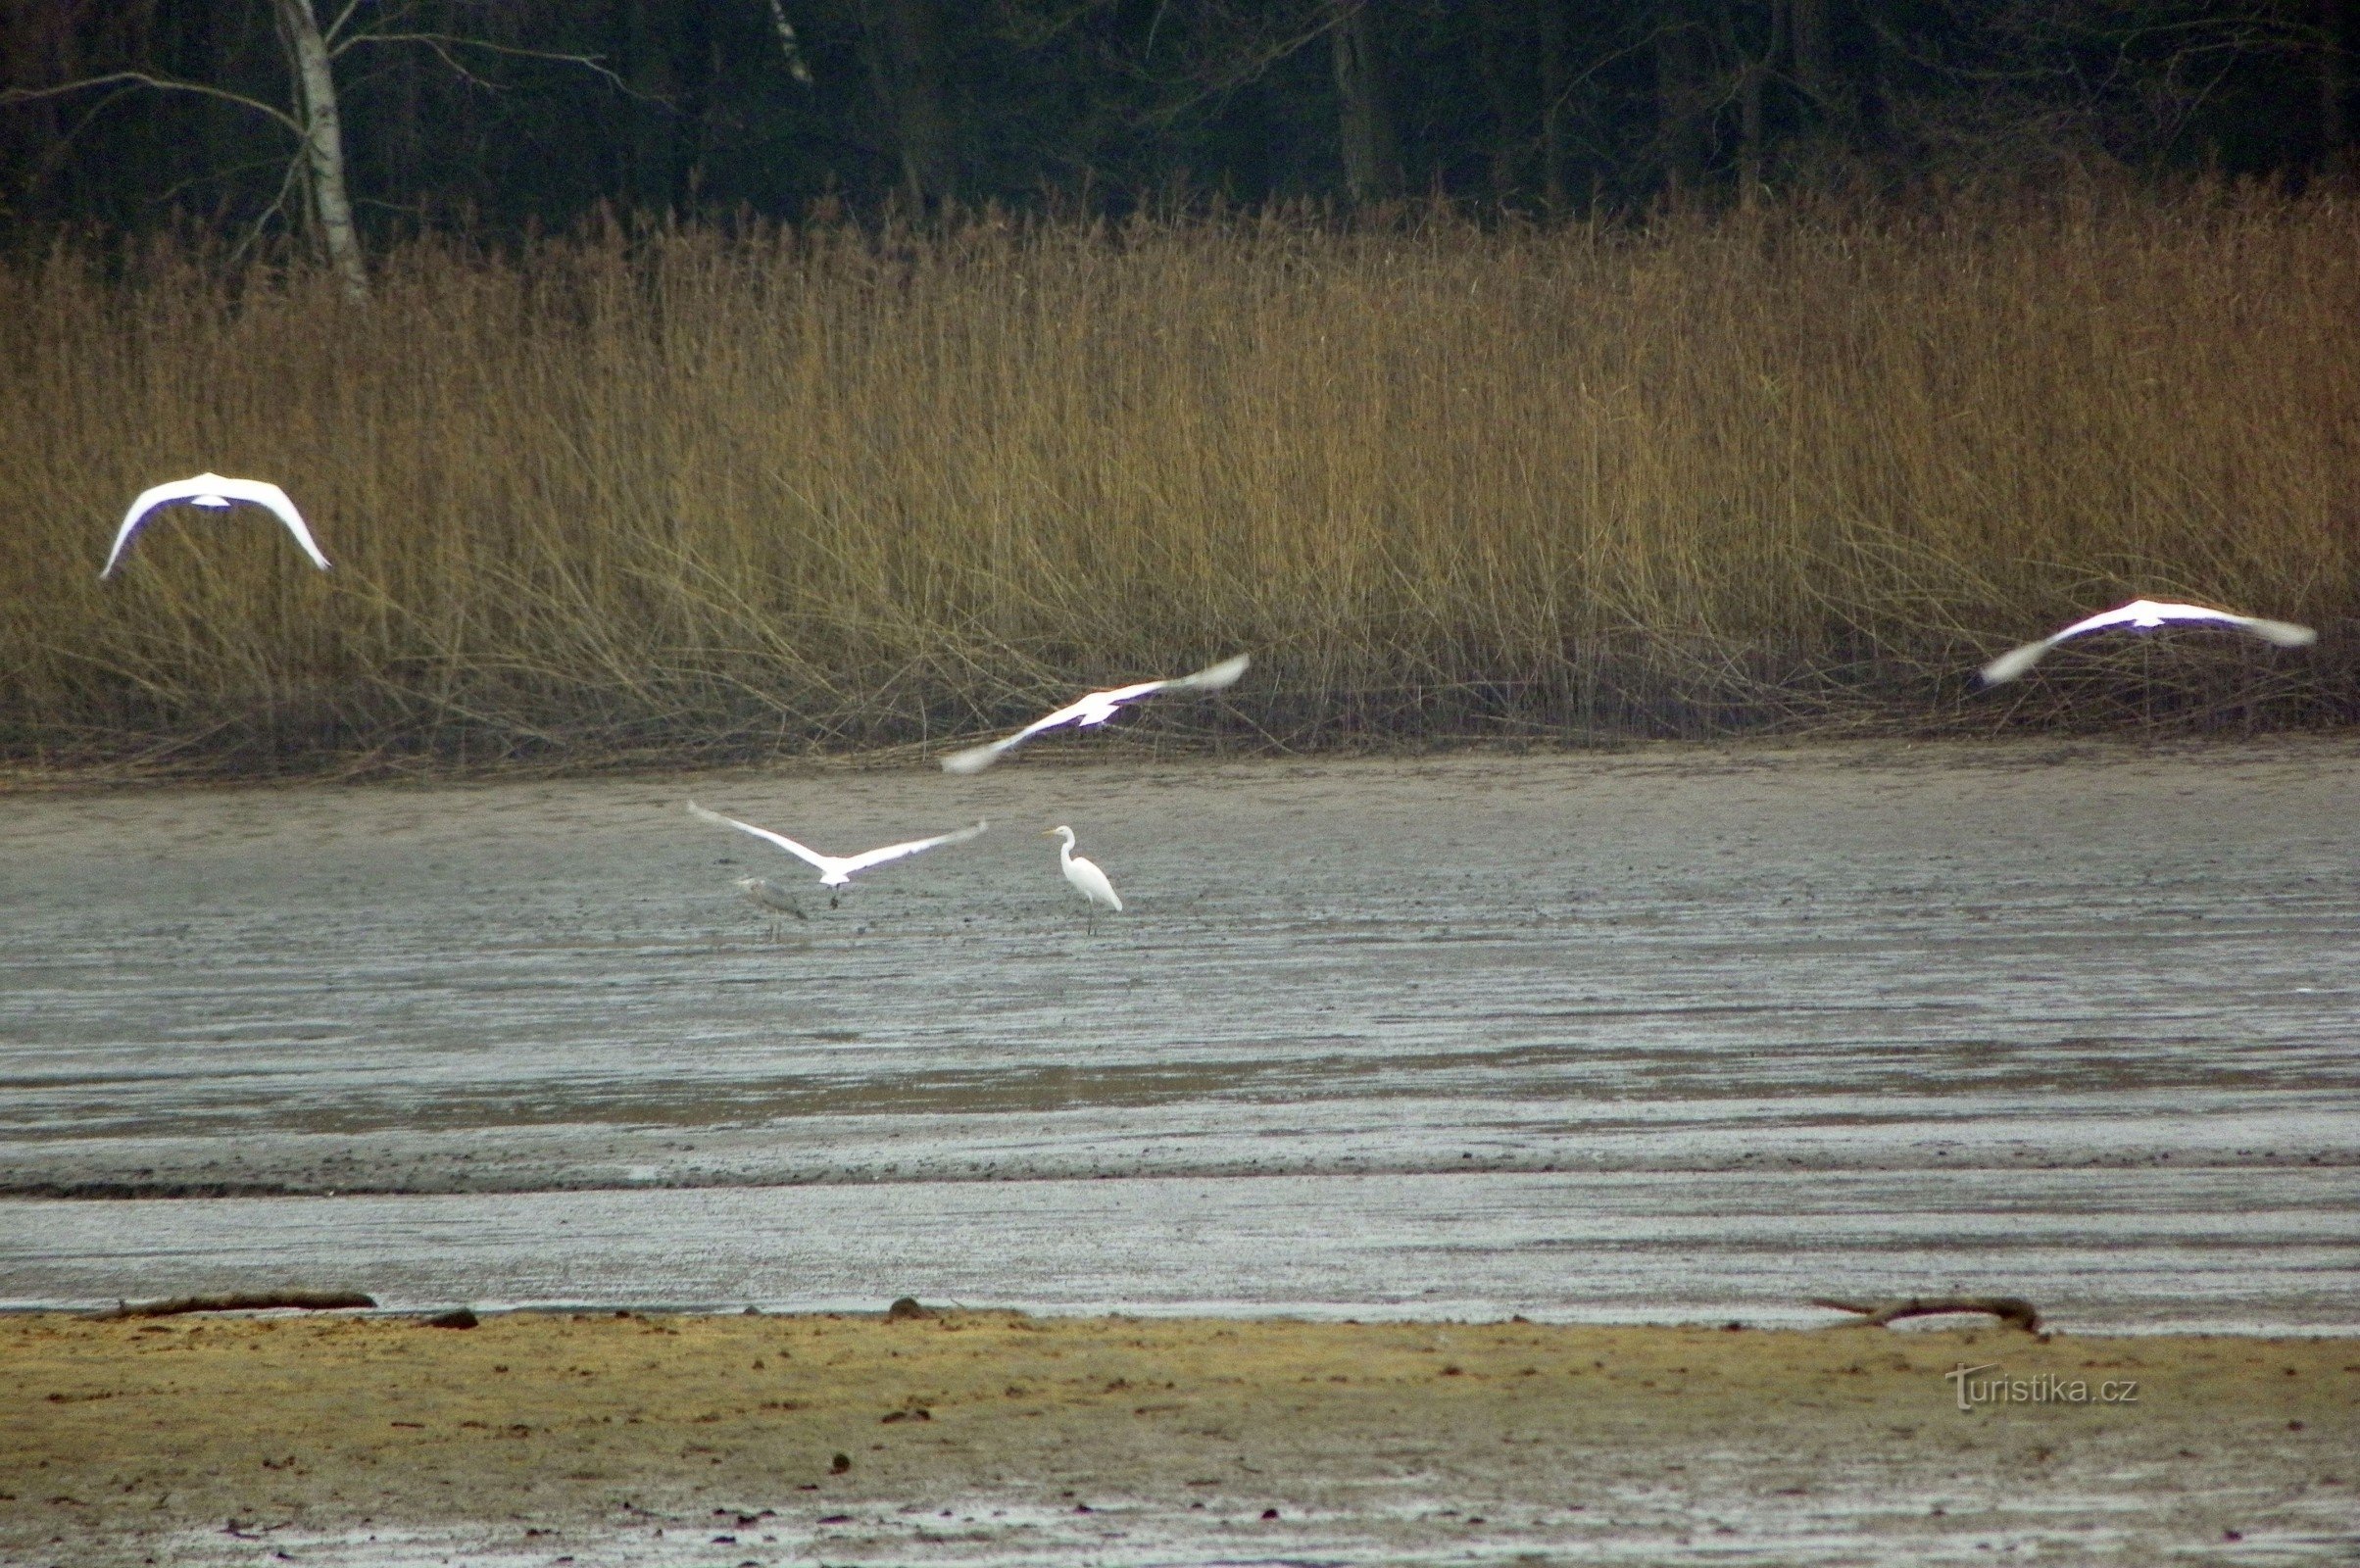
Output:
[5, 1167, 2356, 1333]
[5, 1310, 2356, 1567]
[2, 738, 2358, 1332]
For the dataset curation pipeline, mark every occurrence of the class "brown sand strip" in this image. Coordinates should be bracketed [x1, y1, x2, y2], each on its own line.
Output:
[4, 1311, 2355, 1563]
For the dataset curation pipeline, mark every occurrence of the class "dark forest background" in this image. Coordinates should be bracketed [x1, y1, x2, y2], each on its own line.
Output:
[2, 0, 2351, 246]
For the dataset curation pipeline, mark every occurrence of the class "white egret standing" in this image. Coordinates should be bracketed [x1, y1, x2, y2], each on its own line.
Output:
[941, 654, 1250, 773]
[688, 804, 985, 906]
[1977, 599, 2316, 686]
[102, 473, 332, 578]
[1045, 825, 1122, 931]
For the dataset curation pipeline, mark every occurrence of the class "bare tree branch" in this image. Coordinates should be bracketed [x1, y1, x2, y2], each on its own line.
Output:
[152, 153, 302, 212]
[0, 72, 303, 137]
[321, 0, 372, 47]
[16, 84, 149, 198]
[1127, 4, 1352, 125]
[226, 153, 307, 270]
[1814, 1296, 2043, 1333]
[331, 32, 640, 98]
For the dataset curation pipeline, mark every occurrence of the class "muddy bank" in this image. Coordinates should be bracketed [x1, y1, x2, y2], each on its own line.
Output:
[5, 1311, 2355, 1566]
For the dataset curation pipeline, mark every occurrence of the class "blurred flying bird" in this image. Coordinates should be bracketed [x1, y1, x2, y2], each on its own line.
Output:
[1977, 599, 2315, 686]
[1045, 825, 1121, 930]
[102, 473, 331, 578]
[940, 654, 1250, 773]
[688, 804, 985, 906]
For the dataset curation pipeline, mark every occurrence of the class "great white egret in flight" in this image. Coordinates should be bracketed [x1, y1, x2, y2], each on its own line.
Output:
[688, 804, 986, 906]
[1977, 598, 2316, 686]
[102, 473, 332, 578]
[941, 654, 1250, 773]
[1045, 825, 1121, 930]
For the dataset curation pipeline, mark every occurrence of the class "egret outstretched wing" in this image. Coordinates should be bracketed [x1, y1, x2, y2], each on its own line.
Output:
[687, 803, 837, 875]
[2234, 615, 2316, 647]
[202, 476, 331, 570]
[1978, 598, 2316, 686]
[836, 819, 989, 873]
[1157, 653, 1253, 694]
[942, 653, 1250, 773]
[941, 705, 1094, 776]
[689, 802, 986, 886]
[105, 483, 185, 576]
[101, 472, 331, 578]
[1976, 639, 2062, 687]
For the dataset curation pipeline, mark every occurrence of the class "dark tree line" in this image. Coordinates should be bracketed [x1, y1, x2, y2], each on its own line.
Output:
[1, 0, 2348, 250]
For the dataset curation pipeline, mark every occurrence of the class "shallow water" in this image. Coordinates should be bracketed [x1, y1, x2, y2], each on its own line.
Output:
[4, 742, 2357, 1328]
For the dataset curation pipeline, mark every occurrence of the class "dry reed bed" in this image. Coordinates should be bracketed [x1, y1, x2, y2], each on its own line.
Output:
[2, 189, 2354, 772]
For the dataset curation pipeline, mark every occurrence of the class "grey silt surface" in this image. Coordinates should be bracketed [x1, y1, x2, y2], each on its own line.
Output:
[2, 739, 2355, 1328]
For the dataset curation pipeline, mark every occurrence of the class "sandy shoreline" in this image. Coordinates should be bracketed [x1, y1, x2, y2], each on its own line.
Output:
[6, 1310, 2355, 1565]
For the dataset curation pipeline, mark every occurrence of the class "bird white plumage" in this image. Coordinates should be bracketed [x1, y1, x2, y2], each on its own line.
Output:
[1977, 598, 2316, 686]
[688, 803, 986, 886]
[1046, 825, 1121, 926]
[101, 472, 332, 578]
[941, 654, 1250, 773]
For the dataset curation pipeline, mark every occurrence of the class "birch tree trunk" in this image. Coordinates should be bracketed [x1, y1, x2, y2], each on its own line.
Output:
[271, 0, 367, 300]
[1330, 0, 1401, 205]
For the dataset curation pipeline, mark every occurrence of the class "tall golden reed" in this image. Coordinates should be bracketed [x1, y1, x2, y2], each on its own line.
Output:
[2, 184, 2353, 771]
